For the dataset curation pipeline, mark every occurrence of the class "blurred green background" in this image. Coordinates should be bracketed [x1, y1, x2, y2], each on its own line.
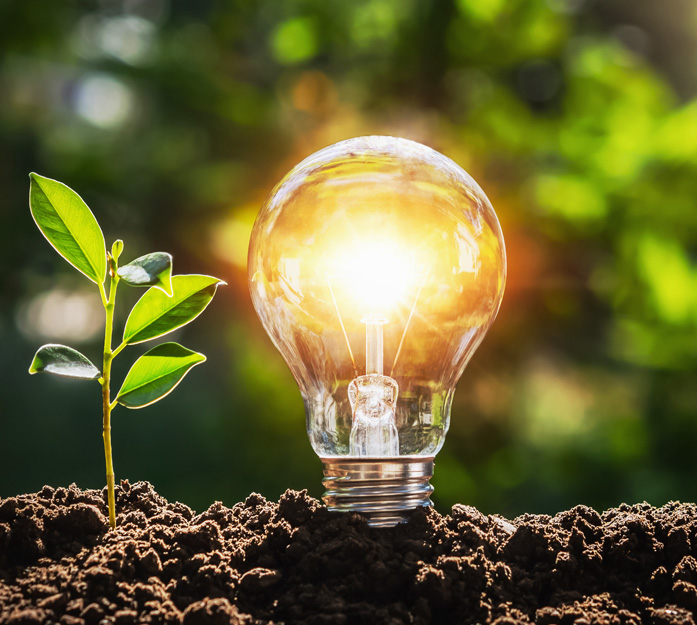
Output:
[2, 0, 697, 519]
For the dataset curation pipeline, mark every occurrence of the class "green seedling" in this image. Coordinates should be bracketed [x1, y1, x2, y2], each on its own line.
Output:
[27, 174, 225, 529]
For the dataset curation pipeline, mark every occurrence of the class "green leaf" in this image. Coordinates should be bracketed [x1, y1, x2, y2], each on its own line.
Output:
[111, 239, 124, 260]
[115, 342, 206, 408]
[123, 274, 225, 345]
[118, 252, 173, 296]
[29, 173, 107, 285]
[28, 344, 101, 380]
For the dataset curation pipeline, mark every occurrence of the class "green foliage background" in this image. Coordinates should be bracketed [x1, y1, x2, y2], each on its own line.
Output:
[1, 0, 697, 518]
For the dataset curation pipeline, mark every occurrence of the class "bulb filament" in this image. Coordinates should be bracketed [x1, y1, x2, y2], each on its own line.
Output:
[326, 272, 427, 457]
[390, 273, 426, 377]
[326, 273, 358, 378]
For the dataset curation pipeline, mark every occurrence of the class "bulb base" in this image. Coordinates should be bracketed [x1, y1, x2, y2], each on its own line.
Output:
[320, 456, 434, 528]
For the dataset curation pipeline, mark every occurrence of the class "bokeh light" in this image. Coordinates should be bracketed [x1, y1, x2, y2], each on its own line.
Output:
[74, 74, 135, 128]
[16, 289, 104, 344]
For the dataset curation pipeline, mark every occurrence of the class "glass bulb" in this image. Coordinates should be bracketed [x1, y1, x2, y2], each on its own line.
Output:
[248, 136, 506, 526]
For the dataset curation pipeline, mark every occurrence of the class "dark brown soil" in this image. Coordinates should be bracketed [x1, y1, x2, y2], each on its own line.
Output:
[1, 482, 697, 625]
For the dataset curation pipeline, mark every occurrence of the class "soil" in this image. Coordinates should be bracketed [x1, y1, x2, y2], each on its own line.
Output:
[1, 482, 697, 625]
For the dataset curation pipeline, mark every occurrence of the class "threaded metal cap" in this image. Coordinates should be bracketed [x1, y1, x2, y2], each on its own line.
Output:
[320, 456, 434, 527]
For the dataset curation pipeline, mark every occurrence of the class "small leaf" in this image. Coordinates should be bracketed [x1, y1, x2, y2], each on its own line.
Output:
[29, 344, 100, 380]
[111, 239, 124, 260]
[29, 173, 107, 284]
[123, 274, 225, 345]
[116, 342, 206, 408]
[117, 252, 173, 296]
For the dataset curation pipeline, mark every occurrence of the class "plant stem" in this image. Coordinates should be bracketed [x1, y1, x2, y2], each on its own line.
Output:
[100, 274, 119, 529]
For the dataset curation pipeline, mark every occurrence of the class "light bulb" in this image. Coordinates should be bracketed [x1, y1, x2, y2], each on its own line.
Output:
[248, 136, 506, 526]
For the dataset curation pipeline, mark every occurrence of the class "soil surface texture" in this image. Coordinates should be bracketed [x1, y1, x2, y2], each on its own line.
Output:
[1, 482, 697, 625]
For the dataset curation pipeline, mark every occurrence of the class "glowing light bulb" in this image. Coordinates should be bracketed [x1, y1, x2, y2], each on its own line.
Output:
[248, 136, 506, 526]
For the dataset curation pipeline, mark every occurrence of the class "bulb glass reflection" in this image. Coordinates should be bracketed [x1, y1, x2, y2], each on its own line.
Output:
[248, 136, 506, 524]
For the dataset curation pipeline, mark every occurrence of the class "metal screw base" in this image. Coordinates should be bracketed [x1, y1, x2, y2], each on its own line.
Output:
[320, 456, 434, 527]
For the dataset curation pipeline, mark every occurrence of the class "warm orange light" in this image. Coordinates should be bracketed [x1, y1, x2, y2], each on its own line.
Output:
[327, 238, 418, 316]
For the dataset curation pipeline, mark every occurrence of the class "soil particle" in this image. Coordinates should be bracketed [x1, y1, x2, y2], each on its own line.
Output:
[1, 482, 696, 624]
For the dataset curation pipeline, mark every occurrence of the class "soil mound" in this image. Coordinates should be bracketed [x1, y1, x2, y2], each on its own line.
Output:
[1, 481, 696, 624]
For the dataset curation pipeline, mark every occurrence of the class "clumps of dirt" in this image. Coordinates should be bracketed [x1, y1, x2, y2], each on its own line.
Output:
[1, 481, 697, 624]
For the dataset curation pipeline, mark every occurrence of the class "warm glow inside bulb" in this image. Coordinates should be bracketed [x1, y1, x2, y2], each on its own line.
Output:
[328, 239, 417, 316]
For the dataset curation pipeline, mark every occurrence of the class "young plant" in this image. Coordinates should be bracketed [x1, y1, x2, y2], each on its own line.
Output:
[27, 173, 225, 529]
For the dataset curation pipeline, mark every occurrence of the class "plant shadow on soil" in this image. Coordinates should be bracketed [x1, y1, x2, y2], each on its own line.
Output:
[1, 481, 697, 624]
